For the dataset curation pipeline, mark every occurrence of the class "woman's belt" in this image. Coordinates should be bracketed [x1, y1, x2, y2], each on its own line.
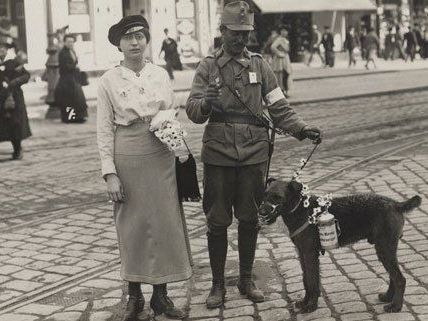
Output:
[209, 112, 265, 127]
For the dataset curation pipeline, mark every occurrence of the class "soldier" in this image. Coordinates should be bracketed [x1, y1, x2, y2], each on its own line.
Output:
[186, 1, 322, 309]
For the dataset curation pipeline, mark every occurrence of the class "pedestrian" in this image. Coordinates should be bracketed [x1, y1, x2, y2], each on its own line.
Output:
[270, 25, 293, 97]
[321, 25, 335, 67]
[364, 27, 380, 70]
[394, 25, 406, 60]
[423, 25, 428, 59]
[307, 24, 324, 66]
[0, 41, 31, 160]
[414, 23, 423, 57]
[359, 27, 368, 61]
[54, 34, 88, 123]
[97, 15, 192, 321]
[344, 26, 360, 66]
[159, 28, 182, 80]
[404, 26, 418, 62]
[186, 1, 321, 309]
[384, 27, 396, 60]
[261, 29, 278, 65]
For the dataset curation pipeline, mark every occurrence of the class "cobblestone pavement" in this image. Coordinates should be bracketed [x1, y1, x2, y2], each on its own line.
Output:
[0, 90, 427, 320]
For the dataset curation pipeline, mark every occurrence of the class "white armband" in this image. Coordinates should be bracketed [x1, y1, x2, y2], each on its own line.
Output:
[265, 87, 285, 105]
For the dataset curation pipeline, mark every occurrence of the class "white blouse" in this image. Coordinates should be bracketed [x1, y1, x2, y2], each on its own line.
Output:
[96, 63, 175, 177]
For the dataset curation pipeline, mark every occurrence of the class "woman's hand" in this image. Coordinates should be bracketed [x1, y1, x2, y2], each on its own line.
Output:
[105, 174, 125, 202]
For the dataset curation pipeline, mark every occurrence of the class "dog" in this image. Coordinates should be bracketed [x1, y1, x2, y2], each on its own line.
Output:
[258, 179, 422, 314]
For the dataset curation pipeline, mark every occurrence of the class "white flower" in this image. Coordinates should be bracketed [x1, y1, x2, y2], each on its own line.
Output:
[303, 199, 310, 208]
[313, 207, 321, 215]
[299, 159, 306, 167]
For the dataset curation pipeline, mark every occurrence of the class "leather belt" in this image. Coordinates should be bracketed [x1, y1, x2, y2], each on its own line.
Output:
[209, 112, 265, 127]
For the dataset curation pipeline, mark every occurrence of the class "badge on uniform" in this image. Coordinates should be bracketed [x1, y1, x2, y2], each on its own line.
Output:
[249, 72, 257, 84]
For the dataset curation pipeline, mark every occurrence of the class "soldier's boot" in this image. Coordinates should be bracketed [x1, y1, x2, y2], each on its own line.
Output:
[206, 226, 227, 309]
[151, 283, 186, 319]
[237, 221, 265, 303]
[122, 282, 146, 321]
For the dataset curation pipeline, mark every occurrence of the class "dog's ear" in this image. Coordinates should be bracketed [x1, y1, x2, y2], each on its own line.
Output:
[288, 180, 303, 194]
[266, 177, 276, 187]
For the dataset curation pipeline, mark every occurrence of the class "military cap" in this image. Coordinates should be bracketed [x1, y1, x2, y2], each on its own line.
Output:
[108, 15, 150, 46]
[221, 1, 254, 31]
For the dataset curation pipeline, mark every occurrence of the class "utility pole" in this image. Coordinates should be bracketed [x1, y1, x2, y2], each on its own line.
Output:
[44, 0, 60, 119]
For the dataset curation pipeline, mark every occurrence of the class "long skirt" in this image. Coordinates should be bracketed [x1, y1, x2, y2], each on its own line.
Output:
[113, 121, 192, 284]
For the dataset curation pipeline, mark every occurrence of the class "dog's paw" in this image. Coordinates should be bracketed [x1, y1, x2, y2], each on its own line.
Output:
[383, 303, 402, 313]
[294, 299, 307, 310]
[300, 304, 317, 314]
[378, 292, 393, 303]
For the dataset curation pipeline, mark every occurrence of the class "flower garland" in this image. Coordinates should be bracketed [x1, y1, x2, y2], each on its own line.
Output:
[292, 159, 333, 225]
[153, 119, 187, 151]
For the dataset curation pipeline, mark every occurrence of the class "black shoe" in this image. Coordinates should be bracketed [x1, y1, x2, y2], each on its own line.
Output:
[122, 296, 145, 321]
[206, 281, 226, 309]
[150, 285, 186, 319]
[12, 149, 23, 160]
[237, 279, 264, 303]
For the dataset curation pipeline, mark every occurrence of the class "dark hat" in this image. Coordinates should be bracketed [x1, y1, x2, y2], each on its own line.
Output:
[108, 15, 150, 46]
[221, 1, 254, 31]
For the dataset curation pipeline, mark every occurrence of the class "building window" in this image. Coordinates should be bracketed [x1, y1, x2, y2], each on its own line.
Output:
[0, 0, 9, 18]
[68, 0, 89, 15]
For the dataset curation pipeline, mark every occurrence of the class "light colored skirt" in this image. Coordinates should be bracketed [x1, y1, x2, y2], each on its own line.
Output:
[113, 121, 192, 284]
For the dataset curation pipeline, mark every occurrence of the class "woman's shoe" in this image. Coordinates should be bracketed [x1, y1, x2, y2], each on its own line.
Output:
[150, 284, 186, 319]
[122, 296, 145, 321]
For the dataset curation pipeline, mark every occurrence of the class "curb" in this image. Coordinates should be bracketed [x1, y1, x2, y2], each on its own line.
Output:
[290, 85, 428, 105]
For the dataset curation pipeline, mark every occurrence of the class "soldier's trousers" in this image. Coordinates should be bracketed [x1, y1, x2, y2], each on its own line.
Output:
[202, 162, 267, 228]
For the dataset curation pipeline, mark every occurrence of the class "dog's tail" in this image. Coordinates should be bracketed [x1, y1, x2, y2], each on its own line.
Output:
[396, 195, 422, 213]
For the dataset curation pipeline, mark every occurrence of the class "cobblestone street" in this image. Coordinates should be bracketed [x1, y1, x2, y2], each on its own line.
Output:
[0, 76, 428, 320]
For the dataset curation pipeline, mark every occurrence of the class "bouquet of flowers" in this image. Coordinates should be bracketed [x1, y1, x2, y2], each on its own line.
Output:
[153, 119, 187, 151]
[150, 109, 187, 151]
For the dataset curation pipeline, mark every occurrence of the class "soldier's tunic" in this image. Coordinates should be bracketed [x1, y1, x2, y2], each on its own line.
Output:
[186, 47, 307, 226]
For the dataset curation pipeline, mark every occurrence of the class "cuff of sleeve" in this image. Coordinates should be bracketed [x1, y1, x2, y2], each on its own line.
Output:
[201, 101, 212, 118]
[101, 161, 117, 179]
[290, 122, 308, 141]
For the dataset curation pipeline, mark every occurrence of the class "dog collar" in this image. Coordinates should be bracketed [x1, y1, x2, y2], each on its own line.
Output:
[288, 197, 302, 214]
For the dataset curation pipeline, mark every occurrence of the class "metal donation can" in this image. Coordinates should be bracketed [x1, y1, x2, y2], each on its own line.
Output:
[317, 211, 339, 250]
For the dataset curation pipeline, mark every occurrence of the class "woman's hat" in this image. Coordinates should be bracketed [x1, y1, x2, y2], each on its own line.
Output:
[108, 15, 150, 46]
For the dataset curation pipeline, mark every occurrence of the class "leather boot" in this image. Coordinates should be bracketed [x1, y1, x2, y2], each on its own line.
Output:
[122, 282, 145, 321]
[206, 226, 228, 309]
[237, 221, 264, 303]
[150, 284, 186, 319]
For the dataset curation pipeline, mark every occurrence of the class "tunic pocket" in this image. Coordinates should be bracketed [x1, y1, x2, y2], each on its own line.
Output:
[202, 123, 225, 144]
[249, 126, 269, 144]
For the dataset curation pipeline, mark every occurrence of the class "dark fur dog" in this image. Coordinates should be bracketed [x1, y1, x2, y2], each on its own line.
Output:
[258, 179, 422, 313]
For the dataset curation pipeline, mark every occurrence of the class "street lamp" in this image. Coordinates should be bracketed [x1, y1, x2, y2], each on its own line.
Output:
[44, 0, 60, 119]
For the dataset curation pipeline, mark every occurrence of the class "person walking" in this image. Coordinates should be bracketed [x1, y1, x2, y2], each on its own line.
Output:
[384, 27, 396, 60]
[159, 28, 182, 80]
[344, 26, 360, 66]
[186, 1, 321, 309]
[0, 41, 31, 160]
[97, 15, 192, 321]
[414, 23, 423, 57]
[393, 26, 406, 60]
[423, 25, 428, 59]
[404, 26, 418, 62]
[364, 27, 380, 69]
[321, 25, 335, 67]
[54, 34, 88, 123]
[307, 24, 324, 66]
[270, 25, 293, 97]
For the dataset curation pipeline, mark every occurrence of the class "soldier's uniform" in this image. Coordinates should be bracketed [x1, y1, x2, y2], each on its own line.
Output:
[186, 0, 310, 307]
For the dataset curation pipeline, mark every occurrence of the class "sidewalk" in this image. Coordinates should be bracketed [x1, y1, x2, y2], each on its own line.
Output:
[24, 57, 428, 119]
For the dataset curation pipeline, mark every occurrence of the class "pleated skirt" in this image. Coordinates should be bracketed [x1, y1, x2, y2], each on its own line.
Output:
[113, 121, 192, 284]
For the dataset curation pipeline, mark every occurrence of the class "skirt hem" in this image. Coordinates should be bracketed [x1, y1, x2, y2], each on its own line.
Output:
[121, 268, 193, 284]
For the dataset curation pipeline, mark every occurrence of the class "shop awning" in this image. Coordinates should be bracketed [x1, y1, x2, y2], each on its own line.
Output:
[253, 0, 377, 13]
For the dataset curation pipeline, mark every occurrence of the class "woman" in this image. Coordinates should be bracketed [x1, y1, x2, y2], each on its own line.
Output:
[0, 42, 31, 160]
[364, 27, 380, 69]
[97, 15, 192, 321]
[54, 34, 88, 123]
[270, 25, 292, 97]
[344, 27, 359, 67]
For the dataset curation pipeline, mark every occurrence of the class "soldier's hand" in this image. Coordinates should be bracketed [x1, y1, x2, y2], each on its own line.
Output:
[205, 83, 221, 105]
[302, 126, 322, 144]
